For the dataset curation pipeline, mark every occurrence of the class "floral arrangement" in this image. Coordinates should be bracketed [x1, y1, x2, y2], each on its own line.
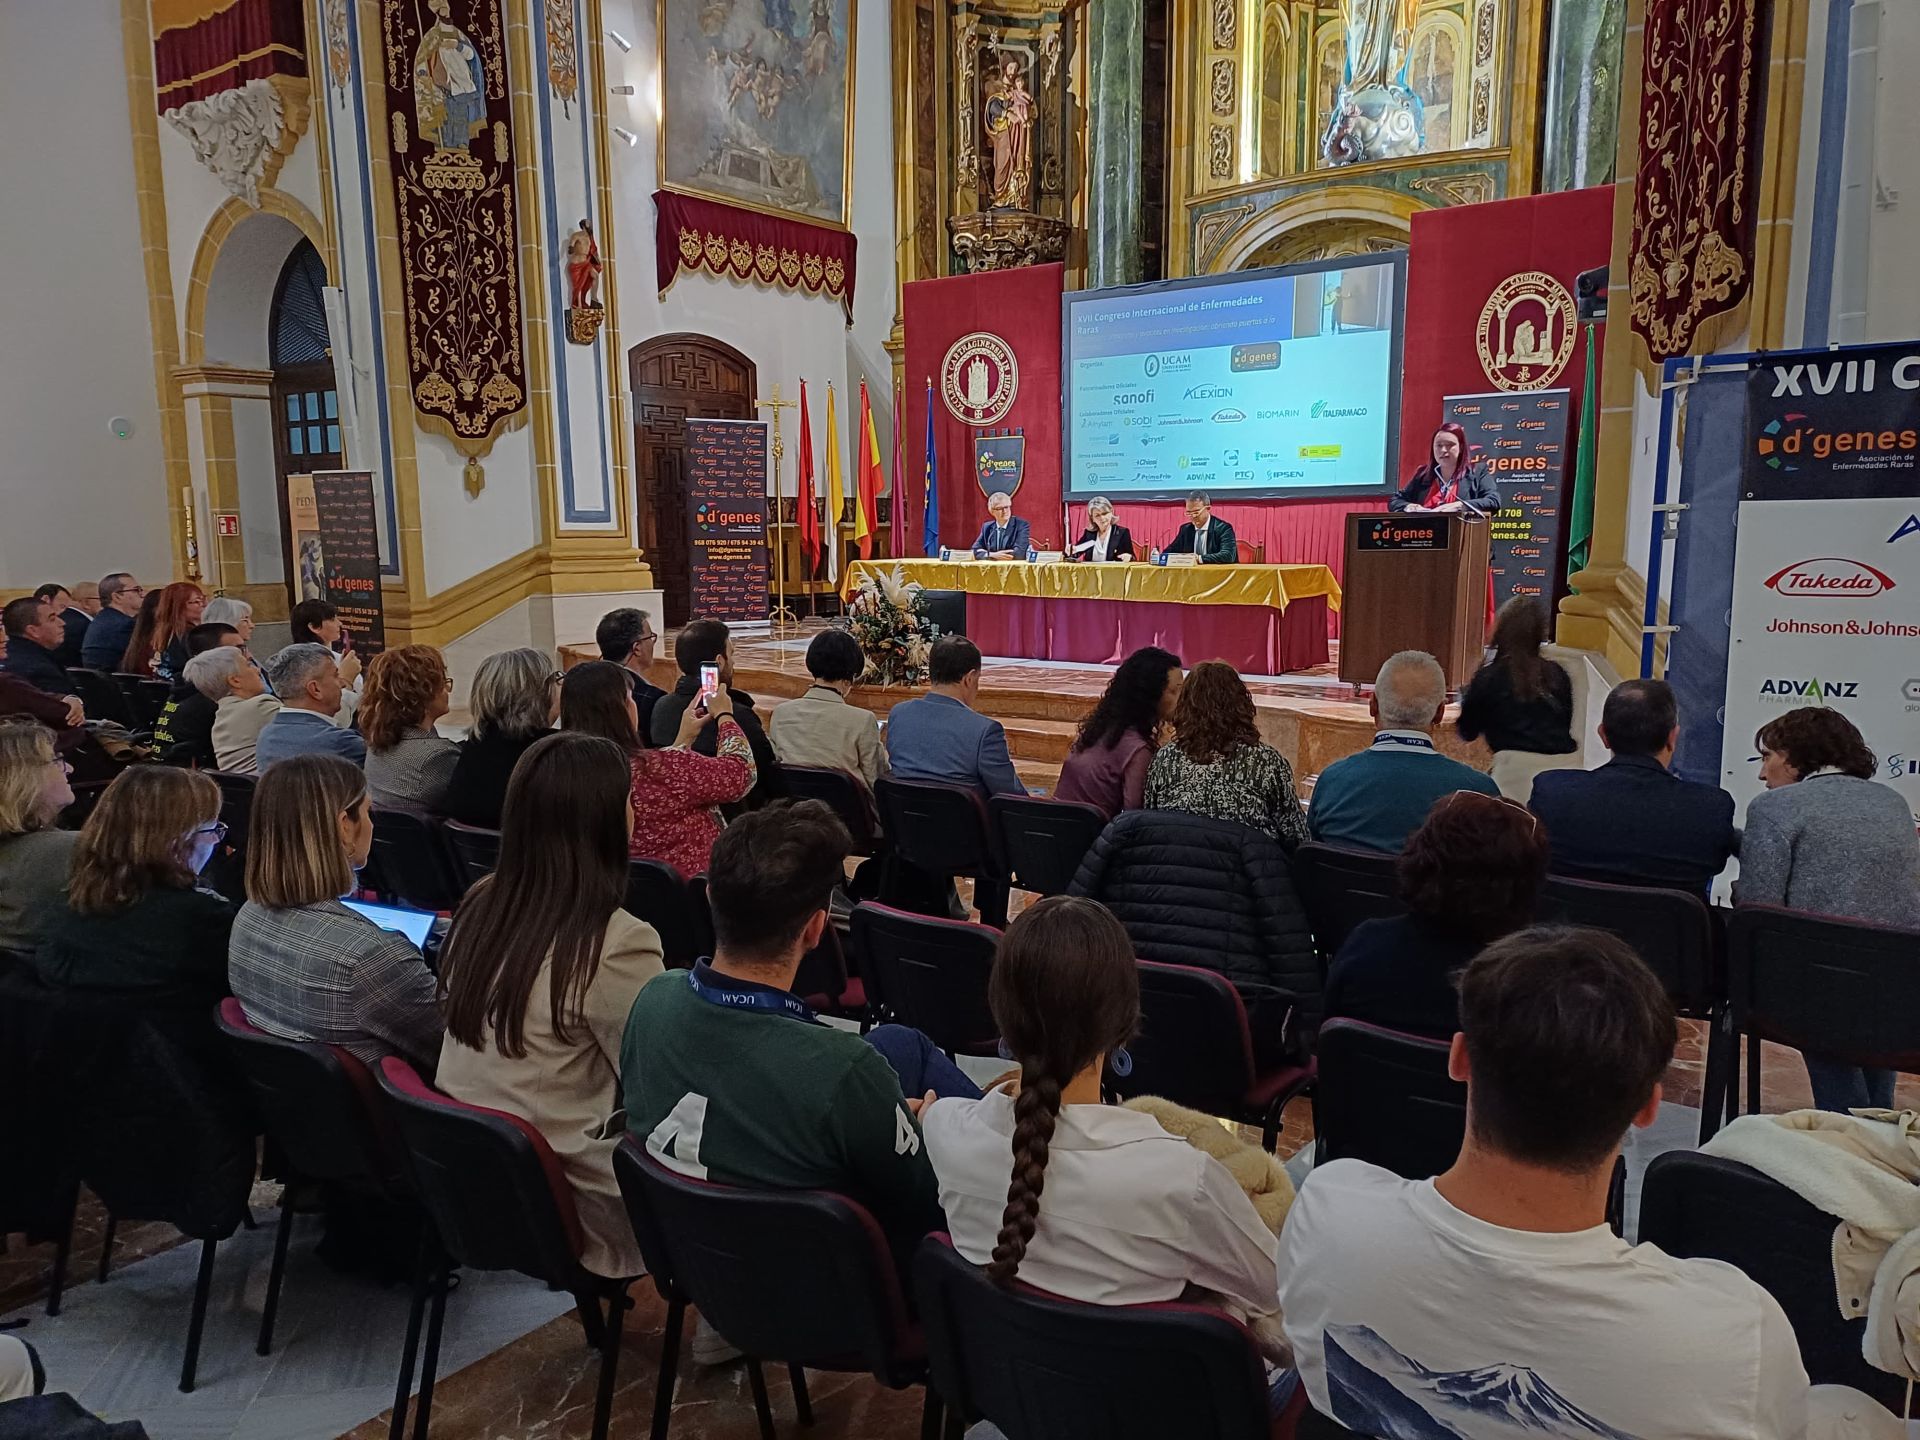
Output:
[844, 565, 936, 687]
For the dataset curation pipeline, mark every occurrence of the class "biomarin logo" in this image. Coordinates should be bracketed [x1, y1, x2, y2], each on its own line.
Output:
[1762, 557, 1896, 597]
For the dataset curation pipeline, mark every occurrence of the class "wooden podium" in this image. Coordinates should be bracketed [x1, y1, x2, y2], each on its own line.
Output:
[1339, 512, 1490, 690]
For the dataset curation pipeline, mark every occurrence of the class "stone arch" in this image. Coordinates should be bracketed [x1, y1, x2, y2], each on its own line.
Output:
[1207, 185, 1427, 273]
[183, 190, 329, 368]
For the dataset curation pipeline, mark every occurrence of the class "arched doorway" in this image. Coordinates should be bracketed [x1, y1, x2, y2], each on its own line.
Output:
[628, 334, 757, 627]
[268, 240, 344, 614]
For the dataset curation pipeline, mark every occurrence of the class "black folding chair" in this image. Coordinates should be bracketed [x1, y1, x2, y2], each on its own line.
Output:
[201, 770, 255, 900]
[851, 902, 1000, 1057]
[683, 874, 863, 1019]
[441, 820, 501, 889]
[64, 667, 137, 728]
[624, 859, 705, 969]
[991, 794, 1108, 898]
[1291, 842, 1403, 962]
[875, 777, 1007, 926]
[368, 808, 465, 911]
[113, 672, 168, 727]
[781, 763, 879, 854]
[1312, 1018, 1464, 1178]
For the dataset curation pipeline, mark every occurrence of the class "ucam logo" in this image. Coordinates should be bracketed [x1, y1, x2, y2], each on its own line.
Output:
[1763, 557, 1896, 597]
[1759, 677, 1860, 700]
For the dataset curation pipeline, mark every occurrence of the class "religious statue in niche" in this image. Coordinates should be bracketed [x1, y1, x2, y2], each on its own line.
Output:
[1320, 0, 1426, 166]
[566, 218, 606, 345]
[983, 54, 1035, 210]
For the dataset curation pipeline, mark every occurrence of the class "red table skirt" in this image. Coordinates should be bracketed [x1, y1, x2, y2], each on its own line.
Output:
[965, 594, 1329, 675]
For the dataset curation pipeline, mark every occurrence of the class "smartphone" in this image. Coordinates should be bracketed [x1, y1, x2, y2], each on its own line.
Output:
[698, 663, 721, 705]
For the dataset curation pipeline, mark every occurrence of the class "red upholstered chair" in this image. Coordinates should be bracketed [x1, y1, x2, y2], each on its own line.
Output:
[1109, 959, 1314, 1152]
[913, 1235, 1273, 1440]
[851, 902, 1001, 1058]
[612, 1136, 939, 1440]
[1234, 539, 1267, 565]
[375, 1058, 635, 1440]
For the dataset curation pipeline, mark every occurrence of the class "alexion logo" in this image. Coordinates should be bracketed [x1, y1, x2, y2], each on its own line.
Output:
[1763, 557, 1896, 598]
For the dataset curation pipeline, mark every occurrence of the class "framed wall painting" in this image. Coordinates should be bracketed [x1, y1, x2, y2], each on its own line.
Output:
[656, 0, 856, 229]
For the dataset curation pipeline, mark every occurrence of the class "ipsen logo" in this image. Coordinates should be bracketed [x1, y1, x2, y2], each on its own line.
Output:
[1763, 557, 1896, 598]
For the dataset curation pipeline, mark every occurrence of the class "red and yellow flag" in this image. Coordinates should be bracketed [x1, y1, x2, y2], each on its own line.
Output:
[855, 380, 884, 559]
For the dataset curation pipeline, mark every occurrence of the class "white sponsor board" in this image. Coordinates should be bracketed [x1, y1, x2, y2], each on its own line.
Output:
[1721, 496, 1920, 819]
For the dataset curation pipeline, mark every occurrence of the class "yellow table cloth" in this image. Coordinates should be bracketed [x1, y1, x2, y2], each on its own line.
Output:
[840, 559, 1342, 613]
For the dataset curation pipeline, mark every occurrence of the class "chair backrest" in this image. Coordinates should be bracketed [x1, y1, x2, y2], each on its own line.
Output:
[1312, 1019, 1464, 1179]
[1107, 960, 1255, 1117]
[441, 820, 502, 887]
[875, 776, 997, 878]
[612, 1137, 916, 1380]
[791, 921, 852, 1009]
[1639, 1150, 1906, 1410]
[1234, 539, 1266, 565]
[64, 667, 136, 727]
[1291, 842, 1403, 959]
[375, 1056, 586, 1286]
[781, 764, 878, 853]
[850, 902, 1000, 1055]
[214, 997, 400, 1186]
[111, 672, 165, 726]
[991, 794, 1108, 897]
[914, 1237, 1272, 1440]
[626, 860, 705, 969]
[1727, 905, 1920, 1069]
[1536, 875, 1717, 1014]
[368, 807, 464, 911]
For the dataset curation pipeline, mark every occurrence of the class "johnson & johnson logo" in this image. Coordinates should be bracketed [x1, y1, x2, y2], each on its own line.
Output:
[1763, 557, 1897, 598]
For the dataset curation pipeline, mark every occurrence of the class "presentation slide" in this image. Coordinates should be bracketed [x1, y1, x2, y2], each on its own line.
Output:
[1063, 255, 1403, 501]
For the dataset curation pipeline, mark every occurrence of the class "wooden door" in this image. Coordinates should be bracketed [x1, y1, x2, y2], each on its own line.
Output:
[629, 334, 756, 627]
[269, 361, 345, 612]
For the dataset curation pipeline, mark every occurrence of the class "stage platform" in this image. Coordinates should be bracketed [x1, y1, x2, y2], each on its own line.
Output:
[580, 622, 1492, 792]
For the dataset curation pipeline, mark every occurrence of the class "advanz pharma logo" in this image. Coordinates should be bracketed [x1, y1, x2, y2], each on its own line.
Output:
[1762, 557, 1896, 598]
[1758, 677, 1860, 702]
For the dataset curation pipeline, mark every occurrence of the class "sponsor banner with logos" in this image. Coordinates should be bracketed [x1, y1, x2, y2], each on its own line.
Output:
[973, 432, 1026, 500]
[1724, 345, 1920, 814]
[1443, 389, 1570, 609]
[685, 420, 770, 624]
[287, 470, 386, 655]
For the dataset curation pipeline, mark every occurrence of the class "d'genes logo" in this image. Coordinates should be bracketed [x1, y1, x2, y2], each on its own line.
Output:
[1756, 413, 1807, 471]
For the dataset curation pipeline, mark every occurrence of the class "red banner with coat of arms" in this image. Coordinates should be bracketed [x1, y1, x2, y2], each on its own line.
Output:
[1398, 185, 1613, 481]
[903, 263, 1065, 553]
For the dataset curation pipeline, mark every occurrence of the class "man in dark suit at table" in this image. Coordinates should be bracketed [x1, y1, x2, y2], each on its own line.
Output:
[969, 491, 1030, 559]
[1162, 491, 1238, 564]
[1528, 678, 1737, 894]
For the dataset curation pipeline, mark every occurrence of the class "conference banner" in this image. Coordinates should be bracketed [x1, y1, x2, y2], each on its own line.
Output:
[973, 430, 1026, 499]
[684, 419, 770, 623]
[286, 470, 386, 654]
[1444, 389, 1570, 609]
[1720, 341, 1920, 819]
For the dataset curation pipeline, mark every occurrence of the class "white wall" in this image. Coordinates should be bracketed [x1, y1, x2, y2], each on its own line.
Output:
[0, 0, 172, 588]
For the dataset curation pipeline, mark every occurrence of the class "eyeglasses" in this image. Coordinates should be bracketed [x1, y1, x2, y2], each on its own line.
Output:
[193, 821, 229, 843]
[1439, 789, 1540, 837]
[547, 670, 565, 686]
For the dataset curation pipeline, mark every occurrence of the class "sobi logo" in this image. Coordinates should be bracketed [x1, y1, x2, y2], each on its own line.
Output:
[1763, 557, 1896, 598]
[1756, 413, 1808, 471]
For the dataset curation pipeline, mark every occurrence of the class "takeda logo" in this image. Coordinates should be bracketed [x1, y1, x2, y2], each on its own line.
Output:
[1762, 557, 1896, 598]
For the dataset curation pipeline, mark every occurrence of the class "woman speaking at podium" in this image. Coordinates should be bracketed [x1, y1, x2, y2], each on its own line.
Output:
[1390, 423, 1501, 515]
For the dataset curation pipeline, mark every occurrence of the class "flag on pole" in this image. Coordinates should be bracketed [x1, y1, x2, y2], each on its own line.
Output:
[921, 378, 940, 556]
[855, 380, 883, 560]
[824, 383, 845, 581]
[890, 383, 906, 558]
[796, 379, 820, 580]
[1566, 322, 1598, 588]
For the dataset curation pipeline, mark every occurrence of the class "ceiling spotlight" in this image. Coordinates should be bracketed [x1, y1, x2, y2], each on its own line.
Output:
[612, 125, 639, 147]
[610, 83, 636, 95]
[607, 28, 631, 51]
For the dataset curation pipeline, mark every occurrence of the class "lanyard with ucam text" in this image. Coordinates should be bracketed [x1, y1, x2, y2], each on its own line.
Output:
[1370, 731, 1437, 752]
[685, 963, 824, 1026]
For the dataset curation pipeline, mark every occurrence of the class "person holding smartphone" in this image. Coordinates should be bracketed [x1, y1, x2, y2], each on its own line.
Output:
[629, 667, 758, 877]
[647, 618, 782, 810]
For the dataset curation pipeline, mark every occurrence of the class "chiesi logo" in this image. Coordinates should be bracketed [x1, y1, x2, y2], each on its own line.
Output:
[1762, 557, 1896, 598]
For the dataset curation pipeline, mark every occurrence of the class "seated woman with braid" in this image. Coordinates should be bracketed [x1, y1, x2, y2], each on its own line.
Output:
[920, 895, 1282, 1317]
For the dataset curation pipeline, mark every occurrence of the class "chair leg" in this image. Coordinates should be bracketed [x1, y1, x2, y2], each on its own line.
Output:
[746, 1358, 777, 1440]
[918, 1386, 944, 1440]
[1262, 1099, 1284, 1154]
[1745, 1031, 1762, 1118]
[789, 1363, 813, 1426]
[389, 1242, 434, 1440]
[1699, 1010, 1736, 1145]
[257, 1199, 298, 1356]
[45, 1188, 78, 1318]
[941, 1404, 966, 1440]
[574, 1289, 607, 1351]
[96, 1212, 119, 1285]
[179, 1238, 218, 1393]
[589, 1288, 629, 1440]
[651, 1296, 685, 1440]
[410, 1267, 451, 1440]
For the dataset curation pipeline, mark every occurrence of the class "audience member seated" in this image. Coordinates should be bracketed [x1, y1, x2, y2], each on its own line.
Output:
[1144, 660, 1305, 847]
[255, 644, 366, 769]
[79, 572, 143, 671]
[35, 767, 235, 1007]
[0, 631, 86, 750]
[151, 623, 242, 764]
[33, 583, 89, 667]
[1308, 650, 1499, 852]
[145, 582, 208, 683]
[436, 732, 663, 1280]
[622, 801, 973, 1263]
[595, 607, 664, 740]
[1741, 706, 1920, 1114]
[1456, 597, 1579, 799]
[1278, 927, 1816, 1438]
[0, 723, 78, 958]
[1324, 792, 1549, 1038]
[194, 645, 280, 775]
[1055, 646, 1180, 818]
[443, 647, 558, 828]
[1, 595, 81, 696]
[229, 754, 441, 1069]
[290, 598, 363, 722]
[1528, 678, 1736, 893]
[200, 596, 255, 645]
[886, 635, 1027, 798]
[361, 645, 458, 812]
[970, 490, 1031, 560]
[560, 659, 642, 751]
[922, 896, 1280, 1317]
[766, 628, 888, 789]
[118, 588, 162, 675]
[648, 619, 781, 809]
[629, 676, 756, 876]
[1162, 490, 1238, 565]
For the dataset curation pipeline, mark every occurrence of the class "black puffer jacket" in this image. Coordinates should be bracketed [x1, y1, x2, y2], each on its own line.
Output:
[1070, 809, 1322, 1058]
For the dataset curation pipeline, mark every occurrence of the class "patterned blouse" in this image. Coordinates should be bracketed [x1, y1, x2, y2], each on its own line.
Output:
[1143, 740, 1310, 850]
[629, 714, 757, 878]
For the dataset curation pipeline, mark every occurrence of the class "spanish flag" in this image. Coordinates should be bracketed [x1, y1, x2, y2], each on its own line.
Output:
[824, 384, 845, 581]
[855, 380, 884, 559]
